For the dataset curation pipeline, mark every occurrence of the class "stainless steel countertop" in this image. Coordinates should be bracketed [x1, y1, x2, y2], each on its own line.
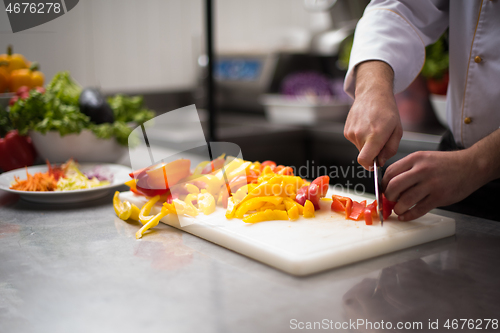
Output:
[1, 190, 499, 333]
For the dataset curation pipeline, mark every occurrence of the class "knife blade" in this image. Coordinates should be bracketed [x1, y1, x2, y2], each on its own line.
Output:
[373, 157, 384, 227]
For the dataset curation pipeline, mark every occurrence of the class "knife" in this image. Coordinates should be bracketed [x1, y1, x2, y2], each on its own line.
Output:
[373, 157, 384, 227]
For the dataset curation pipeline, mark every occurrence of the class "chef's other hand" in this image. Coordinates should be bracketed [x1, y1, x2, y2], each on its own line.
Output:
[382, 150, 484, 221]
[344, 60, 403, 170]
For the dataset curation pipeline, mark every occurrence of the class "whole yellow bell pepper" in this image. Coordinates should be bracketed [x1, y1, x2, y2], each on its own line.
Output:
[9, 68, 31, 92]
[0, 46, 27, 73]
[29, 62, 44, 88]
[243, 209, 289, 223]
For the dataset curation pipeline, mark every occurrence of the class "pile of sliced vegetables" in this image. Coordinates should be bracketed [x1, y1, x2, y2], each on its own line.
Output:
[10, 159, 111, 192]
[114, 156, 397, 239]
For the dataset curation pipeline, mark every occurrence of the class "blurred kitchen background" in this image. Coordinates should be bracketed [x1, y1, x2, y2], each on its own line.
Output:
[0, 0, 449, 193]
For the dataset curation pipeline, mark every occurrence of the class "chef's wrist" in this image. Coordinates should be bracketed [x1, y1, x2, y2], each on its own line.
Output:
[465, 140, 499, 187]
[354, 60, 394, 98]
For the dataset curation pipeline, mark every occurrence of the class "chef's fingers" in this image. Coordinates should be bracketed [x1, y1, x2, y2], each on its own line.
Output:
[393, 182, 429, 216]
[383, 165, 421, 202]
[377, 126, 403, 167]
[357, 133, 391, 170]
[382, 153, 416, 191]
[398, 195, 434, 221]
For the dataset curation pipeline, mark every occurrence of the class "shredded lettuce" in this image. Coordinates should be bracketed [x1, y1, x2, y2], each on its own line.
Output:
[56, 160, 110, 191]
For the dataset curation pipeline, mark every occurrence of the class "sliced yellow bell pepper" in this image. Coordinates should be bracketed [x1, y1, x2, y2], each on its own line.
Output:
[184, 193, 199, 213]
[283, 197, 304, 214]
[232, 184, 249, 203]
[192, 174, 224, 196]
[287, 205, 299, 220]
[192, 161, 210, 176]
[225, 197, 237, 219]
[235, 196, 283, 219]
[243, 209, 289, 223]
[198, 191, 216, 215]
[139, 195, 161, 224]
[113, 191, 141, 221]
[249, 162, 261, 174]
[185, 183, 200, 194]
[303, 200, 315, 218]
[262, 165, 274, 175]
[173, 198, 198, 217]
[136, 204, 171, 239]
[226, 161, 251, 181]
[184, 191, 216, 215]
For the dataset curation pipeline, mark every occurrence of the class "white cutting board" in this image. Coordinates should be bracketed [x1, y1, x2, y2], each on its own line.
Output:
[119, 190, 455, 276]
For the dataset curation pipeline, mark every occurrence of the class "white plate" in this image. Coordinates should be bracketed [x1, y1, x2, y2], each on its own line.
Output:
[0, 164, 132, 203]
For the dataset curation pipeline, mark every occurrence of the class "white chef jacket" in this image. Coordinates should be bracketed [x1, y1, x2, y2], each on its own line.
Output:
[344, 0, 500, 149]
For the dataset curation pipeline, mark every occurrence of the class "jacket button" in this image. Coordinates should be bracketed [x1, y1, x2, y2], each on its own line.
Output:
[464, 117, 472, 124]
[474, 56, 482, 63]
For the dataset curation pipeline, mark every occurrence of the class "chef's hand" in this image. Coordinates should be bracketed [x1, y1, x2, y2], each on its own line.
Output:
[383, 129, 500, 221]
[344, 60, 403, 170]
[383, 150, 487, 221]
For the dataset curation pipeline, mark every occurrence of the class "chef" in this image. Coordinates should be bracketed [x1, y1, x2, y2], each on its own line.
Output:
[343, 0, 500, 221]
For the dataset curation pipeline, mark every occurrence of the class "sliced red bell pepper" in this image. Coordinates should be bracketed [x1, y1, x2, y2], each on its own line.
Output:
[331, 197, 346, 213]
[311, 175, 329, 197]
[364, 208, 373, 225]
[382, 194, 397, 220]
[129, 166, 149, 179]
[349, 200, 366, 221]
[277, 166, 294, 176]
[295, 184, 321, 210]
[260, 160, 276, 171]
[345, 199, 353, 219]
[134, 185, 169, 197]
[306, 183, 321, 210]
[295, 185, 308, 206]
[273, 165, 285, 173]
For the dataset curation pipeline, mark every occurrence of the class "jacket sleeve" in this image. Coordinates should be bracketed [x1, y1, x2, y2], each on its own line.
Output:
[344, 0, 449, 98]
